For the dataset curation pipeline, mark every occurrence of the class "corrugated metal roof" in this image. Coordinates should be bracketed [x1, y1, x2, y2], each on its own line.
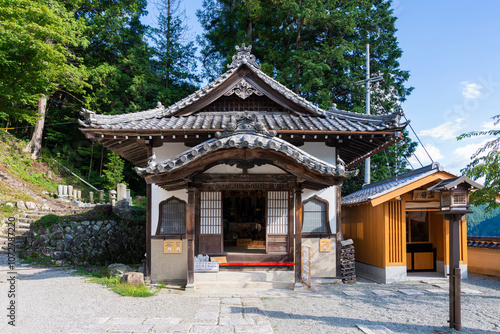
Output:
[341, 162, 447, 206]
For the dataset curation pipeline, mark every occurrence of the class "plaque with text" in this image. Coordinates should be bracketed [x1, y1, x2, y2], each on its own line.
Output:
[194, 261, 219, 272]
[163, 240, 182, 254]
[413, 190, 438, 201]
[320, 239, 331, 252]
[211, 256, 227, 263]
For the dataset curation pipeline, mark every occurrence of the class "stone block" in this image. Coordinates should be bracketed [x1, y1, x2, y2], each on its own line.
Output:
[120, 272, 145, 286]
[25, 202, 37, 210]
[117, 183, 127, 202]
[16, 201, 27, 210]
[107, 263, 133, 277]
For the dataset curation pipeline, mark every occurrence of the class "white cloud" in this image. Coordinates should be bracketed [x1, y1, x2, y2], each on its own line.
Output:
[448, 139, 491, 173]
[461, 81, 483, 99]
[407, 143, 444, 168]
[481, 120, 500, 130]
[418, 118, 465, 140]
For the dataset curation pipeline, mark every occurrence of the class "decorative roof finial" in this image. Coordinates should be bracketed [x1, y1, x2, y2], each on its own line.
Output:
[228, 43, 261, 70]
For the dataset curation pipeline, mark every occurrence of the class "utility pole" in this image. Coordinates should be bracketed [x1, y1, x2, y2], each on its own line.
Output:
[355, 44, 383, 185]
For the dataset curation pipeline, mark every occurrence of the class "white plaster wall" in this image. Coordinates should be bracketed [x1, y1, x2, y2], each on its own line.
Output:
[151, 186, 188, 235]
[300, 142, 336, 164]
[153, 142, 190, 161]
[303, 186, 338, 234]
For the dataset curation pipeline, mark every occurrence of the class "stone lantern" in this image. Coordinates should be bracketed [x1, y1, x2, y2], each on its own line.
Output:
[427, 176, 483, 331]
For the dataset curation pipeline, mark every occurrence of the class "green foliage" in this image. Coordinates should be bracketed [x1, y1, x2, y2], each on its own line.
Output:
[0, 0, 88, 119]
[102, 152, 125, 189]
[467, 205, 500, 236]
[198, 0, 412, 111]
[198, 0, 416, 192]
[458, 114, 500, 212]
[0, 203, 16, 216]
[21, 253, 54, 266]
[76, 0, 158, 114]
[32, 214, 64, 229]
[151, 0, 200, 105]
[82, 272, 157, 297]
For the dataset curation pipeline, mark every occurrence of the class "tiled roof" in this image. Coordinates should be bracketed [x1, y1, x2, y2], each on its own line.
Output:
[79, 111, 403, 132]
[136, 112, 353, 178]
[341, 162, 446, 206]
[79, 44, 406, 133]
[467, 237, 500, 249]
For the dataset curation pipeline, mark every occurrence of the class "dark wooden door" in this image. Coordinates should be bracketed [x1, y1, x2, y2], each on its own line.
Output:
[266, 191, 289, 254]
[198, 191, 223, 255]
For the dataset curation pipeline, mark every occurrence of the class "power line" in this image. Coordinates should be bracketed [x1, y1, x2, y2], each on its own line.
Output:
[402, 114, 434, 164]
[371, 94, 431, 168]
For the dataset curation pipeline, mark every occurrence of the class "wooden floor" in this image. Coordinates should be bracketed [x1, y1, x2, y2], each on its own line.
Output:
[224, 245, 266, 255]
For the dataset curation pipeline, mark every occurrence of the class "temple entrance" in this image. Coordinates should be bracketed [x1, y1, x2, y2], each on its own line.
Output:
[197, 182, 293, 263]
[223, 190, 266, 254]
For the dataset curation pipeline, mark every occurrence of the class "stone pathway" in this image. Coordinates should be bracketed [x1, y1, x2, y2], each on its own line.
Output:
[72, 297, 273, 334]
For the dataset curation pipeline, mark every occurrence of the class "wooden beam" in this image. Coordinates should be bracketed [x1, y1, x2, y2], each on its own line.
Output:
[146, 182, 151, 278]
[186, 187, 196, 290]
[294, 187, 303, 288]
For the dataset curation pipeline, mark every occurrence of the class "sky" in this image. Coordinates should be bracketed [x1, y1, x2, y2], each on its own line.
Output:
[143, 0, 500, 175]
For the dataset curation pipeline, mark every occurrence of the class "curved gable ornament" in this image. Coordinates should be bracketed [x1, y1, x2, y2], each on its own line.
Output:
[224, 78, 264, 100]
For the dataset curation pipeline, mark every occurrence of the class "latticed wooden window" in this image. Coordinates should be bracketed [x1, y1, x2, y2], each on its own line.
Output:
[158, 198, 186, 235]
[302, 197, 328, 233]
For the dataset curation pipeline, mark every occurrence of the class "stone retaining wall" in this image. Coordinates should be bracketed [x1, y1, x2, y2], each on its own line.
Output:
[20, 206, 145, 266]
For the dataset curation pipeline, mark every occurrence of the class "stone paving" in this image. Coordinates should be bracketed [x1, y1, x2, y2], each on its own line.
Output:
[1, 262, 499, 334]
[70, 297, 273, 334]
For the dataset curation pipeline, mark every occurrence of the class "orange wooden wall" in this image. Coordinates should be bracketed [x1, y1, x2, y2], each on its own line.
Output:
[342, 202, 468, 269]
[468, 247, 500, 277]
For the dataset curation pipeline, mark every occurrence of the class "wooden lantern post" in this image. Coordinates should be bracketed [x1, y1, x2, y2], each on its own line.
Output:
[428, 176, 483, 331]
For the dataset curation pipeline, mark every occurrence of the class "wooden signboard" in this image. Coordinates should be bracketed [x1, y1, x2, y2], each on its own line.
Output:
[301, 245, 311, 287]
[319, 239, 331, 253]
[413, 190, 438, 201]
[163, 240, 182, 254]
[211, 256, 227, 263]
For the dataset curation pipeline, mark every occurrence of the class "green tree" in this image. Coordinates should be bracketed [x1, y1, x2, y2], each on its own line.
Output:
[102, 152, 126, 190]
[458, 114, 500, 212]
[198, 0, 416, 191]
[75, 0, 157, 114]
[152, 0, 199, 106]
[0, 0, 88, 157]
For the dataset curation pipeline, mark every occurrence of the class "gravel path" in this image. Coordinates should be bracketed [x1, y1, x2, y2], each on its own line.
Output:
[1, 257, 499, 334]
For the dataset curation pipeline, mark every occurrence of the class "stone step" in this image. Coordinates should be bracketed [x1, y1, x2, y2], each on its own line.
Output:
[194, 271, 295, 290]
[195, 271, 294, 282]
[194, 281, 294, 290]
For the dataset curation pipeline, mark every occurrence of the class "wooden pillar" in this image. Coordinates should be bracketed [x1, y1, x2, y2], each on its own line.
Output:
[446, 213, 462, 331]
[146, 183, 152, 278]
[294, 187, 303, 289]
[186, 187, 196, 290]
[336, 181, 344, 277]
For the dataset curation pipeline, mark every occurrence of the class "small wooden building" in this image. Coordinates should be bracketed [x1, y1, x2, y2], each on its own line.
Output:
[341, 162, 468, 283]
[80, 45, 407, 288]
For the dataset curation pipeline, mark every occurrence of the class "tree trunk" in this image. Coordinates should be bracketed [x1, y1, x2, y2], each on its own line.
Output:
[24, 94, 47, 159]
